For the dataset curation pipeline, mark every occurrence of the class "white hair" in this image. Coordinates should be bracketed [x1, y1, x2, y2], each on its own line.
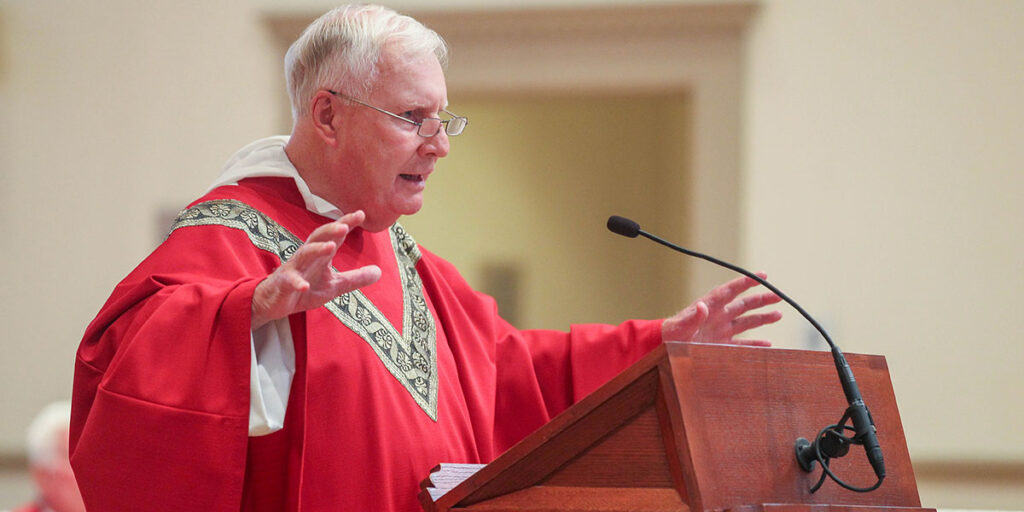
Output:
[26, 401, 72, 469]
[284, 4, 449, 122]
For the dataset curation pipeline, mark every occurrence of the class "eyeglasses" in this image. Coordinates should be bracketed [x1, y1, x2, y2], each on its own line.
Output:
[328, 90, 468, 137]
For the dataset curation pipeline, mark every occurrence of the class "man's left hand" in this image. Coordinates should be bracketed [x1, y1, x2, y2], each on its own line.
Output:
[661, 273, 783, 346]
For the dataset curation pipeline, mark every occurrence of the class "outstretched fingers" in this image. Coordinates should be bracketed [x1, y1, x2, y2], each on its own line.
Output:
[723, 338, 773, 347]
[329, 265, 382, 296]
[287, 241, 338, 281]
[250, 211, 378, 329]
[661, 300, 710, 342]
[723, 291, 783, 318]
[728, 310, 784, 336]
[662, 272, 784, 346]
[702, 273, 768, 310]
[303, 211, 365, 255]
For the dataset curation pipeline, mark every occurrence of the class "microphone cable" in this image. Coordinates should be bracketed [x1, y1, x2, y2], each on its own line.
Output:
[607, 215, 885, 493]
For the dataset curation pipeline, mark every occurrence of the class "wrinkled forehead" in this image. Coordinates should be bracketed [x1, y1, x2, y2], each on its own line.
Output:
[370, 51, 448, 106]
[375, 43, 445, 80]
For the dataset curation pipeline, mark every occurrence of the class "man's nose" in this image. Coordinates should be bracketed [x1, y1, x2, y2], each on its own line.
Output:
[421, 129, 450, 158]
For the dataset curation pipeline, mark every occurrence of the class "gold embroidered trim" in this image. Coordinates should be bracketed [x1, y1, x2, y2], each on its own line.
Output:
[170, 199, 439, 420]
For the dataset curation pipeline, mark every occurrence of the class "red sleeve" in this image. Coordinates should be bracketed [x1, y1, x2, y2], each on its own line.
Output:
[416, 248, 663, 456]
[489, 321, 662, 452]
[70, 223, 274, 511]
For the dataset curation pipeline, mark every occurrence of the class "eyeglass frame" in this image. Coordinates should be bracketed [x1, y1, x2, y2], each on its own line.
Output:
[327, 90, 467, 137]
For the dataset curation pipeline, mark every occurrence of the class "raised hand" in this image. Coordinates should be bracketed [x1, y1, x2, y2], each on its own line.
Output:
[661, 273, 783, 346]
[250, 211, 382, 329]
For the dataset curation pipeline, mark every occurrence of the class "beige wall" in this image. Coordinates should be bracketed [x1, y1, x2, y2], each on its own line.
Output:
[742, 1, 1023, 507]
[0, 0, 283, 453]
[402, 95, 691, 329]
[1, 0, 1021, 508]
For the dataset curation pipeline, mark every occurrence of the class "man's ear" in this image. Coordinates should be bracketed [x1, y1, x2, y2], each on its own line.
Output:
[309, 91, 340, 146]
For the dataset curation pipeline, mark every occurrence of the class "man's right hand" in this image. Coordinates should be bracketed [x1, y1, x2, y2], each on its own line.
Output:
[250, 210, 382, 330]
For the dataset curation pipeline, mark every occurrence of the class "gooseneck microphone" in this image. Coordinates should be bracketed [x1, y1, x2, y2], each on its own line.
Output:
[606, 215, 885, 493]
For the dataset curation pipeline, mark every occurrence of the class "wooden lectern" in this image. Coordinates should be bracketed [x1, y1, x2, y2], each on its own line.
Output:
[420, 342, 933, 512]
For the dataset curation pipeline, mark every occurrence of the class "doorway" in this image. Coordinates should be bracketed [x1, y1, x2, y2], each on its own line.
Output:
[404, 94, 692, 328]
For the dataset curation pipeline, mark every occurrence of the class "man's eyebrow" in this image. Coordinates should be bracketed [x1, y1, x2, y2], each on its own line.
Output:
[400, 96, 449, 111]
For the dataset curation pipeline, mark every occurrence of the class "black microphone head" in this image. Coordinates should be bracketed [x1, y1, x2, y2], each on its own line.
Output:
[607, 215, 640, 238]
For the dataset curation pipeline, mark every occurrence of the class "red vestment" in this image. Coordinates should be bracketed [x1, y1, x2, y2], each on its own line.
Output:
[70, 178, 662, 511]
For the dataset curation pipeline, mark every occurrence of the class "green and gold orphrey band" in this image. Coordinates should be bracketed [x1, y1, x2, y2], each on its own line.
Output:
[170, 199, 439, 420]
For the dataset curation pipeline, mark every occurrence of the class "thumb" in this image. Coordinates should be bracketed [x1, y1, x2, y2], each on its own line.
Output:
[333, 264, 382, 293]
[662, 300, 709, 342]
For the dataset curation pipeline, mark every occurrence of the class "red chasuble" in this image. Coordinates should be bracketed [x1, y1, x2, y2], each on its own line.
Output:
[70, 177, 663, 511]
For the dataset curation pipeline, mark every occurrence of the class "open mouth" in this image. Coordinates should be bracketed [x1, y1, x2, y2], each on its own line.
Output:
[400, 173, 426, 182]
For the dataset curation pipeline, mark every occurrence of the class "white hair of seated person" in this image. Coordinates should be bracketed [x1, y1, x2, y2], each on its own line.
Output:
[26, 401, 85, 512]
[26, 402, 73, 469]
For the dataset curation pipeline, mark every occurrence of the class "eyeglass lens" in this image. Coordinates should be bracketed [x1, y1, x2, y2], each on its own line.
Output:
[418, 117, 467, 137]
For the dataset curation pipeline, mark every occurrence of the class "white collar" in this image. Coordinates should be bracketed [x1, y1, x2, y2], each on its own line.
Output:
[209, 135, 343, 220]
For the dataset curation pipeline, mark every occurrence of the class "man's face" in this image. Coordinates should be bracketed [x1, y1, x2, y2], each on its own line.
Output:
[328, 53, 450, 232]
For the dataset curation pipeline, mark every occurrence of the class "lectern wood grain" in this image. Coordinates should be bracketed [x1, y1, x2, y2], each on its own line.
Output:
[421, 343, 932, 512]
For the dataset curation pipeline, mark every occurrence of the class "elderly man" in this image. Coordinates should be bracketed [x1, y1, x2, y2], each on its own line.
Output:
[70, 4, 780, 511]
